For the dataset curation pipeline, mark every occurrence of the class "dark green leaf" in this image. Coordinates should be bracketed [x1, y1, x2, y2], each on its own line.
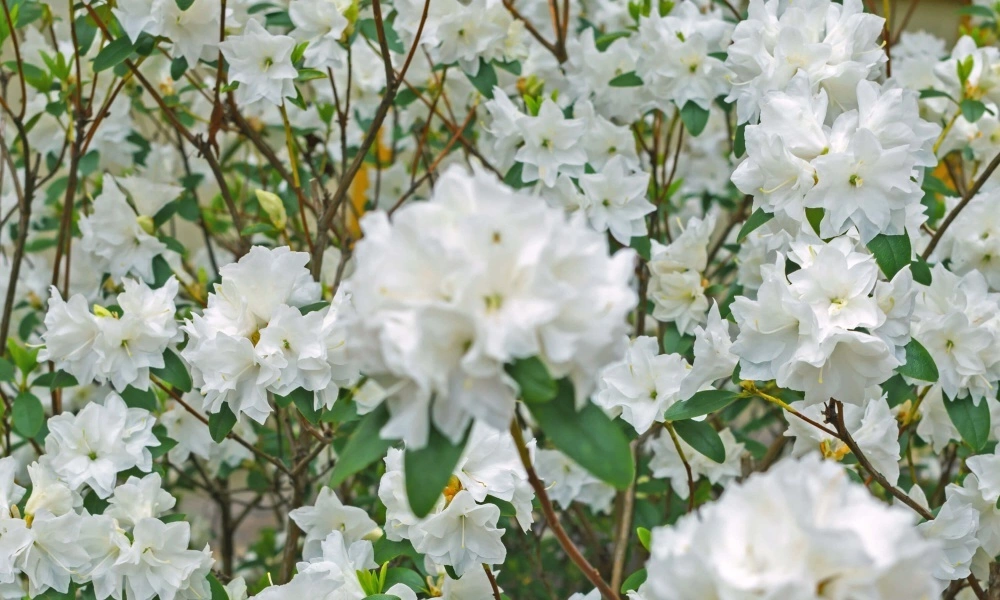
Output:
[733, 122, 747, 158]
[919, 88, 954, 101]
[805, 207, 824, 235]
[329, 405, 393, 487]
[405, 424, 470, 518]
[630, 236, 651, 261]
[609, 71, 643, 87]
[867, 233, 912, 279]
[898, 338, 939, 382]
[383, 568, 426, 593]
[208, 574, 228, 600]
[911, 258, 932, 285]
[466, 59, 498, 99]
[664, 389, 742, 421]
[944, 394, 990, 451]
[526, 379, 634, 489]
[151, 348, 192, 392]
[298, 301, 329, 315]
[93, 36, 134, 72]
[673, 419, 725, 463]
[679, 100, 710, 137]
[170, 56, 188, 81]
[505, 357, 557, 403]
[208, 404, 238, 444]
[737, 208, 774, 242]
[12, 391, 44, 438]
[31, 370, 79, 389]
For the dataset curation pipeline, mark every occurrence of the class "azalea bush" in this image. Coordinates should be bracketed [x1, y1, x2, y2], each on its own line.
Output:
[2, 0, 1000, 598]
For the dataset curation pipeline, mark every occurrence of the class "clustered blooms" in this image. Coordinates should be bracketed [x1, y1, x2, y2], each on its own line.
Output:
[3, 0, 1000, 596]
[41, 277, 181, 392]
[639, 455, 944, 599]
[181, 246, 357, 423]
[341, 165, 636, 447]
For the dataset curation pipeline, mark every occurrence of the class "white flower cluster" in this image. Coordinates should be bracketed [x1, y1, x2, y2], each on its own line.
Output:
[40, 277, 180, 392]
[731, 236, 914, 405]
[639, 454, 943, 599]
[181, 246, 357, 423]
[378, 425, 533, 575]
[342, 165, 636, 446]
[0, 396, 211, 600]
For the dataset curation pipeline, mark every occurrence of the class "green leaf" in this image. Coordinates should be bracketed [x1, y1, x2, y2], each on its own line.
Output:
[678, 100, 710, 137]
[151, 348, 192, 392]
[329, 405, 393, 487]
[664, 389, 742, 421]
[867, 233, 912, 279]
[93, 36, 134, 72]
[12, 391, 44, 438]
[733, 122, 747, 158]
[919, 88, 954, 101]
[961, 99, 989, 123]
[526, 379, 634, 489]
[957, 5, 996, 19]
[170, 56, 188, 81]
[630, 236, 652, 261]
[636, 526, 651, 550]
[278, 387, 319, 424]
[31, 370, 79, 389]
[503, 162, 528, 189]
[0, 357, 15, 382]
[383, 567, 426, 593]
[911, 258, 932, 286]
[208, 573, 228, 600]
[299, 301, 329, 315]
[404, 424, 470, 518]
[621, 569, 647, 594]
[595, 31, 631, 51]
[363, 595, 399, 600]
[504, 357, 557, 403]
[609, 71, 643, 87]
[737, 208, 774, 242]
[466, 59, 498, 99]
[944, 394, 990, 451]
[7, 338, 38, 376]
[493, 59, 521, 75]
[208, 404, 238, 444]
[897, 339, 939, 382]
[673, 419, 725, 463]
[805, 207, 824, 235]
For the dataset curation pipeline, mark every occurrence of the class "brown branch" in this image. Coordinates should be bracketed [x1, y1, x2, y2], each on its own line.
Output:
[509, 420, 620, 600]
[923, 150, 1000, 260]
[483, 564, 502, 600]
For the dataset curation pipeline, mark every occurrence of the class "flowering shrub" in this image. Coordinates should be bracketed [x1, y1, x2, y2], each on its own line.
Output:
[2, 0, 1000, 598]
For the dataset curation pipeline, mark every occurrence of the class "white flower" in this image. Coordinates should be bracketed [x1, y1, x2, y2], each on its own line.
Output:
[647, 427, 744, 499]
[114, 518, 211, 600]
[289, 487, 380, 561]
[918, 497, 981, 583]
[44, 392, 159, 498]
[410, 490, 506, 576]
[784, 391, 901, 485]
[106, 473, 177, 528]
[678, 304, 738, 399]
[912, 265, 1000, 405]
[220, 19, 298, 106]
[343, 165, 636, 447]
[514, 99, 587, 187]
[79, 176, 170, 282]
[290, 0, 349, 70]
[256, 531, 376, 600]
[182, 246, 324, 423]
[647, 215, 715, 335]
[595, 336, 689, 434]
[577, 156, 654, 245]
[534, 449, 615, 514]
[642, 454, 943, 599]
